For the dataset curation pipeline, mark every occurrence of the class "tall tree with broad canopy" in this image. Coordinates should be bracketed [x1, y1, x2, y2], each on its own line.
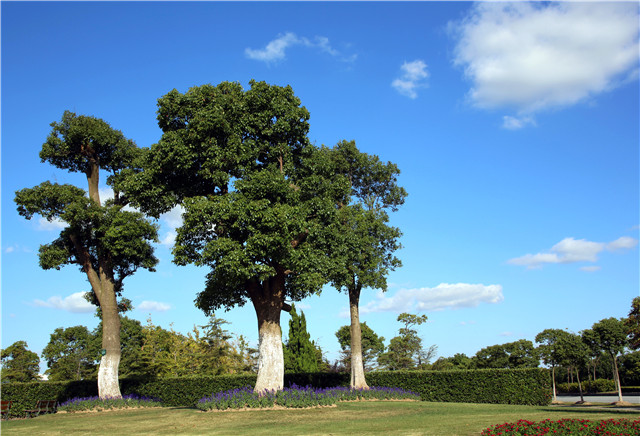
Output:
[325, 140, 406, 388]
[473, 339, 540, 369]
[556, 332, 590, 403]
[121, 81, 350, 392]
[626, 296, 640, 350]
[535, 328, 570, 402]
[378, 313, 435, 370]
[14, 111, 158, 398]
[591, 317, 629, 403]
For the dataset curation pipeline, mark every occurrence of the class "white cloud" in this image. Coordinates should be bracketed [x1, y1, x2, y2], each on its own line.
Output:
[580, 266, 601, 273]
[33, 292, 94, 313]
[392, 60, 429, 99]
[160, 205, 184, 230]
[500, 331, 514, 337]
[502, 115, 536, 130]
[451, 2, 639, 119]
[508, 236, 638, 269]
[137, 300, 171, 312]
[245, 32, 354, 63]
[361, 283, 503, 314]
[160, 231, 177, 247]
[38, 217, 67, 231]
[5, 246, 15, 253]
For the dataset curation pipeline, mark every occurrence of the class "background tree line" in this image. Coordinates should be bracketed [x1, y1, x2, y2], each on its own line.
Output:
[2, 296, 638, 389]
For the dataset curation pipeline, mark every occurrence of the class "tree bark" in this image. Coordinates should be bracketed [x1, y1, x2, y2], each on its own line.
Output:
[349, 285, 368, 389]
[613, 354, 623, 402]
[249, 275, 285, 393]
[575, 368, 584, 403]
[96, 279, 122, 399]
[551, 366, 557, 402]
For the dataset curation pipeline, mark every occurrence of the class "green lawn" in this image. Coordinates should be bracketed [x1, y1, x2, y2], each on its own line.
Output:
[2, 401, 638, 436]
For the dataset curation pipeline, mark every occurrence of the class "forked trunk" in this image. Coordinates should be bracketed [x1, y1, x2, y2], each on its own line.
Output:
[349, 286, 368, 389]
[250, 276, 285, 393]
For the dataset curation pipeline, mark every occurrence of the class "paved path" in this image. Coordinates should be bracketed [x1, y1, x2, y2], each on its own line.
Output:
[556, 394, 639, 404]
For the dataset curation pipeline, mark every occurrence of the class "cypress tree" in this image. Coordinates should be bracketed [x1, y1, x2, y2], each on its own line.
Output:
[283, 304, 321, 373]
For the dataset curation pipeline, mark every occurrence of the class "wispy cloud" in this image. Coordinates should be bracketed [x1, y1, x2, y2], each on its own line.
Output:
[392, 60, 429, 99]
[137, 300, 171, 312]
[245, 32, 355, 63]
[502, 115, 536, 130]
[451, 2, 639, 126]
[33, 292, 94, 313]
[508, 236, 638, 269]
[361, 283, 503, 314]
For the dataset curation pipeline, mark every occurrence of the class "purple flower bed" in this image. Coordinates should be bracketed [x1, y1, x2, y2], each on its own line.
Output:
[197, 384, 420, 411]
[58, 394, 162, 412]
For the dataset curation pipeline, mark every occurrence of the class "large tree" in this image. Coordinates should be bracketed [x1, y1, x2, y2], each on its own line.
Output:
[1, 341, 41, 382]
[122, 81, 349, 392]
[535, 329, 569, 402]
[556, 332, 590, 403]
[325, 140, 406, 388]
[14, 111, 158, 398]
[591, 317, 629, 403]
[42, 325, 96, 381]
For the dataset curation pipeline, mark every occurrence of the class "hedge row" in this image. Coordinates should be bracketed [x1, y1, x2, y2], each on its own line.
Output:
[556, 379, 616, 394]
[368, 368, 551, 406]
[1, 368, 550, 417]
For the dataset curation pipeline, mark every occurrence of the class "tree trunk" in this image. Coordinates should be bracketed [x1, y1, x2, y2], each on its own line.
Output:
[97, 280, 122, 399]
[575, 368, 584, 403]
[349, 285, 368, 389]
[613, 354, 623, 402]
[551, 366, 557, 402]
[250, 276, 285, 393]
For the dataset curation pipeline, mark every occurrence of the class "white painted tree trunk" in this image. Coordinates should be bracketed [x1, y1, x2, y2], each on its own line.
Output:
[98, 353, 122, 398]
[254, 321, 284, 393]
[349, 288, 369, 389]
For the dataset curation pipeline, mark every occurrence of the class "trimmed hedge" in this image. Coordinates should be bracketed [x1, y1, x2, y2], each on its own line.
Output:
[556, 379, 616, 394]
[367, 368, 551, 406]
[1, 368, 550, 417]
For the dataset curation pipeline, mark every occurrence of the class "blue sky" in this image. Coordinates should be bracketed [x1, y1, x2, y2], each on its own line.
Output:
[2, 1, 638, 373]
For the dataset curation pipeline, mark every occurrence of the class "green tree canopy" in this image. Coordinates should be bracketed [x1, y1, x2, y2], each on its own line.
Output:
[123, 81, 350, 392]
[377, 313, 434, 370]
[473, 339, 539, 369]
[14, 111, 158, 398]
[324, 140, 406, 388]
[590, 317, 629, 402]
[1, 341, 41, 383]
[625, 296, 640, 350]
[42, 325, 96, 381]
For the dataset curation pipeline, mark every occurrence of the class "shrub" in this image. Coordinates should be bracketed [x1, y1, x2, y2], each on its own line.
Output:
[481, 418, 640, 435]
[556, 379, 616, 394]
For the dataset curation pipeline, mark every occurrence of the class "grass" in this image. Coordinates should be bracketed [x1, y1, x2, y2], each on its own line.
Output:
[2, 401, 638, 436]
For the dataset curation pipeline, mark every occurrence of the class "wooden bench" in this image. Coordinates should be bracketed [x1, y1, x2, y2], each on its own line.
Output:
[1, 400, 12, 420]
[25, 400, 57, 418]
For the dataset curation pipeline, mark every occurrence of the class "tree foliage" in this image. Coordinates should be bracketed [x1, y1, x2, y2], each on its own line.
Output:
[625, 296, 640, 350]
[14, 110, 158, 398]
[42, 326, 96, 381]
[122, 80, 350, 392]
[335, 322, 385, 371]
[283, 304, 326, 373]
[1, 341, 41, 383]
[473, 339, 540, 369]
[377, 313, 435, 370]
